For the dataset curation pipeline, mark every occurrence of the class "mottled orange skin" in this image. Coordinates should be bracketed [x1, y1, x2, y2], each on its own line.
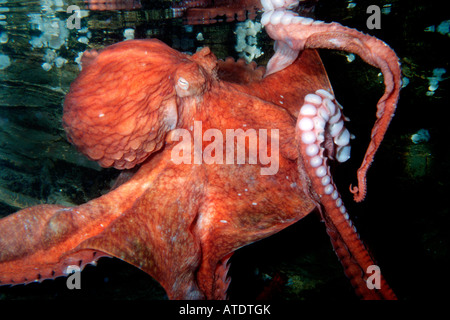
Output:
[0, 40, 332, 299]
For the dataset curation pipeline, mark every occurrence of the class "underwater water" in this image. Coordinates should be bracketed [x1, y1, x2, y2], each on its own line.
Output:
[0, 0, 449, 300]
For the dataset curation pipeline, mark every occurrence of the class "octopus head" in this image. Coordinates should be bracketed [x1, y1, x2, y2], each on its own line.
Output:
[63, 39, 217, 169]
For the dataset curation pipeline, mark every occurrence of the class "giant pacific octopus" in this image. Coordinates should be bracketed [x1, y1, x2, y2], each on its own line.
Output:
[0, 0, 401, 299]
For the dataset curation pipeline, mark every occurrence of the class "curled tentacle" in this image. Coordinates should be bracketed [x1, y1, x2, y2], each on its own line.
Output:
[295, 89, 396, 299]
[261, 0, 401, 202]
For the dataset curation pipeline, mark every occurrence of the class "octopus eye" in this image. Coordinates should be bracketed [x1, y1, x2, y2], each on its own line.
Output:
[177, 77, 189, 91]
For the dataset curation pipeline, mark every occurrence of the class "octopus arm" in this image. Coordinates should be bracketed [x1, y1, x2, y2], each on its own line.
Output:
[264, 17, 401, 201]
[0, 150, 169, 286]
[0, 204, 113, 285]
